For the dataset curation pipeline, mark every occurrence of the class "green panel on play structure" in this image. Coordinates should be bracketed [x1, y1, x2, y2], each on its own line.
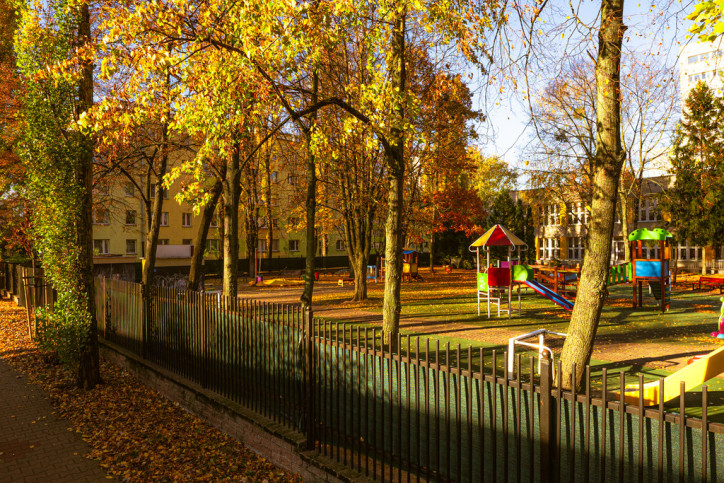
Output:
[513, 264, 534, 281]
[477, 272, 488, 292]
[628, 228, 672, 241]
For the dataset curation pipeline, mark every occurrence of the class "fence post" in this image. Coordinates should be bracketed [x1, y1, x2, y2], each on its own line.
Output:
[141, 283, 149, 359]
[303, 306, 315, 450]
[201, 293, 209, 389]
[539, 358, 556, 482]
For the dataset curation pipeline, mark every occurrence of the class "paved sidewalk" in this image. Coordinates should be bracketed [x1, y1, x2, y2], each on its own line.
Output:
[0, 358, 110, 482]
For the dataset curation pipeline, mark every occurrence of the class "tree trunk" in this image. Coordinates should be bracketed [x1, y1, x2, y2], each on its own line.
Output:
[188, 180, 222, 291]
[618, 189, 631, 263]
[222, 141, 242, 297]
[559, 0, 626, 390]
[381, 10, 407, 348]
[429, 232, 435, 273]
[76, 1, 101, 389]
[264, 150, 274, 263]
[244, 212, 258, 279]
[300, 72, 319, 308]
[141, 131, 168, 287]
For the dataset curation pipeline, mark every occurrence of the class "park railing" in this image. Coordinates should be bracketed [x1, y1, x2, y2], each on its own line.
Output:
[95, 278, 307, 432]
[310, 325, 724, 481]
[3, 264, 724, 481]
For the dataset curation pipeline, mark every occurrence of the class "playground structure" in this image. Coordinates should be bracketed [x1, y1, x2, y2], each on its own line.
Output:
[469, 225, 528, 318]
[617, 344, 724, 405]
[507, 329, 567, 379]
[531, 264, 580, 299]
[629, 228, 672, 313]
[379, 249, 422, 282]
[524, 277, 574, 311]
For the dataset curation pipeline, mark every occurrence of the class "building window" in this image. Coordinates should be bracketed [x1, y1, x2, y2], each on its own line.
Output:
[638, 197, 659, 222]
[258, 239, 267, 253]
[94, 184, 109, 196]
[160, 212, 169, 226]
[271, 171, 278, 183]
[182, 212, 192, 227]
[611, 239, 625, 263]
[93, 239, 110, 255]
[270, 196, 279, 207]
[126, 239, 137, 255]
[541, 238, 559, 260]
[272, 218, 279, 228]
[289, 239, 300, 252]
[150, 185, 169, 199]
[125, 210, 137, 226]
[158, 239, 169, 245]
[336, 239, 345, 251]
[93, 209, 110, 225]
[547, 204, 560, 226]
[272, 239, 280, 252]
[287, 174, 299, 186]
[124, 182, 135, 197]
[568, 202, 588, 225]
[289, 217, 300, 227]
[210, 215, 219, 228]
[182, 239, 192, 245]
[567, 237, 585, 261]
[205, 239, 220, 255]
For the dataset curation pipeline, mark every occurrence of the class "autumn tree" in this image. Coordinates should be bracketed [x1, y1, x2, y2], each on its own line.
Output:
[471, 151, 518, 205]
[660, 82, 724, 273]
[15, 0, 100, 388]
[0, 0, 32, 262]
[406, 65, 487, 271]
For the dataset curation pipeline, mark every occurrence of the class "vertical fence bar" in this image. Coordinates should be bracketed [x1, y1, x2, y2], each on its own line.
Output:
[701, 385, 708, 483]
[492, 350, 497, 482]
[638, 374, 645, 483]
[570, 363, 577, 483]
[601, 368, 608, 483]
[426, 340, 431, 481]
[679, 381, 685, 483]
[503, 350, 509, 483]
[468, 346, 474, 483]
[619, 371, 626, 483]
[540, 358, 554, 482]
[658, 379, 664, 483]
[529, 356, 535, 483]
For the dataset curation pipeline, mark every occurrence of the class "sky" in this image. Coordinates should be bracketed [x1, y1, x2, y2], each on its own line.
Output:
[471, 0, 698, 181]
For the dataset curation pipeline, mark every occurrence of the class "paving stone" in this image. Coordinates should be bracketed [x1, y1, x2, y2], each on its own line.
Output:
[0, 358, 110, 481]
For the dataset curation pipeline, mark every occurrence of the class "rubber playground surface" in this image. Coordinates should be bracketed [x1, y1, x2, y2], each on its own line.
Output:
[235, 267, 724, 419]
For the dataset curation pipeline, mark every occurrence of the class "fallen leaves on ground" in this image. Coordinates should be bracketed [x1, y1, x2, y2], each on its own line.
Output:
[0, 299, 301, 482]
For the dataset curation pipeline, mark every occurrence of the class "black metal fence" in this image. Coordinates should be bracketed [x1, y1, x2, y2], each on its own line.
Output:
[2, 261, 723, 481]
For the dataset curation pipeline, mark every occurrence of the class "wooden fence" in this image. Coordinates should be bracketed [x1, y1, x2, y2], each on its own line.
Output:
[2, 262, 724, 481]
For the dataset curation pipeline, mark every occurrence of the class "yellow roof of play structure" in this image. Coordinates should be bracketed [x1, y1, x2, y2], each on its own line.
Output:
[469, 224, 527, 248]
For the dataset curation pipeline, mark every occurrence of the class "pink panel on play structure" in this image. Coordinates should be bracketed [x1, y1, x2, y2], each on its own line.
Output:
[499, 261, 518, 269]
[487, 267, 511, 287]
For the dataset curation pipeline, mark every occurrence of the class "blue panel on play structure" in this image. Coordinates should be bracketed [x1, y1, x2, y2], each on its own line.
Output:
[636, 260, 669, 278]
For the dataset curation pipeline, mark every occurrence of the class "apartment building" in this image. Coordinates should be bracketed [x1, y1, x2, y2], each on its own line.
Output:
[90, 146, 354, 269]
[679, 37, 724, 106]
